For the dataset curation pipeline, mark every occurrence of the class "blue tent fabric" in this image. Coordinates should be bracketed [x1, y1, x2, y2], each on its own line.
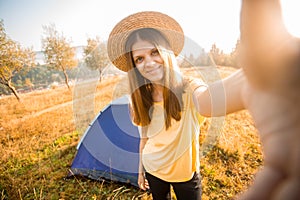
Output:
[70, 96, 140, 187]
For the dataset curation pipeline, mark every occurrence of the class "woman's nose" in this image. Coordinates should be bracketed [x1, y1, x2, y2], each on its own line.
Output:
[144, 55, 155, 67]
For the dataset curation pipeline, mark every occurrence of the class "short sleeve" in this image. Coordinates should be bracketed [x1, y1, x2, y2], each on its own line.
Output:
[184, 76, 207, 93]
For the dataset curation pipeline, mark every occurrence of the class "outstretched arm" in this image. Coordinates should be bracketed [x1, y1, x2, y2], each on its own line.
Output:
[237, 0, 300, 199]
[193, 69, 246, 117]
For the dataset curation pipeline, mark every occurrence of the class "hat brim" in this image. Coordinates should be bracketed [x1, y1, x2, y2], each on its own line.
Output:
[107, 11, 184, 72]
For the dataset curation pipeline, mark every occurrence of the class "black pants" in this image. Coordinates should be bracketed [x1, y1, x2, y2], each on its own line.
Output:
[145, 172, 201, 200]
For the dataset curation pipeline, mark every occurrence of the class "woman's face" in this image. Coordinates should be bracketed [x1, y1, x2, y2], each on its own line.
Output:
[131, 39, 164, 84]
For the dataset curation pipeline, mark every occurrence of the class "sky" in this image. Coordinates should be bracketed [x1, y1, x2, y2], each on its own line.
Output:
[0, 0, 299, 54]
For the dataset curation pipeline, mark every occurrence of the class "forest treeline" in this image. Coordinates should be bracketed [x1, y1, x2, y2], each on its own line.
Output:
[0, 19, 240, 100]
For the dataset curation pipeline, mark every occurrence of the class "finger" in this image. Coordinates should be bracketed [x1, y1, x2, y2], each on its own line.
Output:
[139, 183, 147, 191]
[144, 179, 150, 189]
[240, 0, 296, 92]
[138, 180, 146, 191]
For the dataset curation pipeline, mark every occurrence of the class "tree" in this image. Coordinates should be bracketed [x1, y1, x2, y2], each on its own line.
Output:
[230, 39, 241, 68]
[195, 48, 210, 66]
[0, 20, 35, 101]
[24, 78, 34, 91]
[42, 24, 77, 89]
[84, 37, 110, 82]
[210, 43, 221, 65]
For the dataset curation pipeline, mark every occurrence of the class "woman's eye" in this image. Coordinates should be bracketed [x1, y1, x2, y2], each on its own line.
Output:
[152, 49, 159, 56]
[135, 57, 143, 63]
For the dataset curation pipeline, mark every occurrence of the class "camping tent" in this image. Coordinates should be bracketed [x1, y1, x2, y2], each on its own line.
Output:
[69, 95, 140, 187]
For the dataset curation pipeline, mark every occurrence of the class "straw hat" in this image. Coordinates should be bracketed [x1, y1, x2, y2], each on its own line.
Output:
[107, 11, 184, 72]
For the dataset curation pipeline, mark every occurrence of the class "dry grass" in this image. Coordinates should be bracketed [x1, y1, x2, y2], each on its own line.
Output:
[0, 67, 263, 200]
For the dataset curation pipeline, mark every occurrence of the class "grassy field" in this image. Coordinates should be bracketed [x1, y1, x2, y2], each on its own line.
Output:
[0, 66, 263, 200]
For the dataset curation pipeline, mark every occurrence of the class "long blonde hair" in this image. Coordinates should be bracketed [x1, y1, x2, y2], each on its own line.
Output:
[125, 28, 185, 129]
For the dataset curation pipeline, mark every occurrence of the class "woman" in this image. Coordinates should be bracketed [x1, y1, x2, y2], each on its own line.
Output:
[107, 11, 245, 200]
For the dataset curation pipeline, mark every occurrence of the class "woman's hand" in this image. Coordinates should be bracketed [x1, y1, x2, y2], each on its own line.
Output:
[238, 81, 300, 200]
[238, 0, 300, 199]
[138, 172, 149, 191]
[138, 136, 149, 191]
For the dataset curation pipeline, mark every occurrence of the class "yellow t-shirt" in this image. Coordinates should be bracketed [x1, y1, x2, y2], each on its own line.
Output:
[142, 80, 206, 182]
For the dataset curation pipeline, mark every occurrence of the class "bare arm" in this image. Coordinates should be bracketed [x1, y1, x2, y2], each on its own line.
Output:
[139, 137, 148, 174]
[193, 69, 246, 117]
[138, 127, 149, 191]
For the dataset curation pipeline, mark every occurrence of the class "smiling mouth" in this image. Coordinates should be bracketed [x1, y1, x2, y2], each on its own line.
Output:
[146, 65, 162, 74]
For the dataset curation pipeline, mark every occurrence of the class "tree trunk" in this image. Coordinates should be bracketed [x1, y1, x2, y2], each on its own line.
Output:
[62, 69, 70, 90]
[98, 69, 102, 82]
[7, 81, 21, 101]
